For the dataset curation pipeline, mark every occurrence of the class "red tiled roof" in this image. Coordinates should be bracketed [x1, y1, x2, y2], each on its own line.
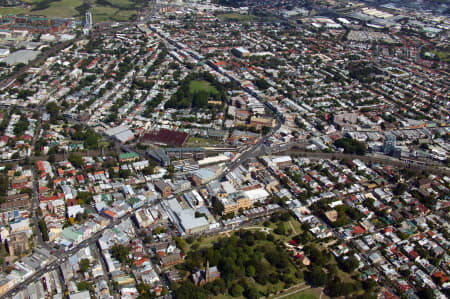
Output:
[352, 225, 365, 234]
[433, 272, 449, 283]
[66, 198, 77, 206]
[409, 250, 419, 260]
[102, 209, 117, 218]
[40, 194, 63, 202]
[397, 283, 410, 292]
[134, 257, 149, 266]
[382, 291, 399, 299]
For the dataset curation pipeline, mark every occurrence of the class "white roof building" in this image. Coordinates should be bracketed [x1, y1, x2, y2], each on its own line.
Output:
[243, 188, 270, 204]
[69, 290, 91, 299]
[67, 205, 85, 218]
[0, 48, 10, 57]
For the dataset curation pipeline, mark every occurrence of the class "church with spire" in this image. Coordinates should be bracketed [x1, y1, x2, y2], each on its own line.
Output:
[192, 260, 221, 286]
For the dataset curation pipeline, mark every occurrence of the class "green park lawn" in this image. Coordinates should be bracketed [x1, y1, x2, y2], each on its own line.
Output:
[217, 13, 256, 22]
[189, 80, 219, 95]
[269, 286, 325, 299]
[181, 229, 304, 299]
[178, 214, 362, 299]
[110, 9, 135, 21]
[186, 233, 224, 252]
[91, 6, 135, 22]
[0, 7, 29, 15]
[0, 0, 140, 21]
[185, 136, 221, 147]
[293, 295, 317, 299]
[280, 289, 319, 299]
[32, 0, 83, 18]
[262, 216, 304, 243]
[434, 50, 450, 62]
[103, 0, 135, 8]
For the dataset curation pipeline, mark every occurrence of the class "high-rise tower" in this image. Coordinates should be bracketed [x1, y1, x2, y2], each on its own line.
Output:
[85, 10, 93, 29]
[383, 133, 396, 155]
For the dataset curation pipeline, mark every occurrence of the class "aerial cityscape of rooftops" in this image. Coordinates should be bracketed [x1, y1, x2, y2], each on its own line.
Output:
[0, 0, 448, 298]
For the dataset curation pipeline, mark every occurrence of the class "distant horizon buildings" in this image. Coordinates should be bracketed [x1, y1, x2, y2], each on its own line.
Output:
[0, 15, 69, 33]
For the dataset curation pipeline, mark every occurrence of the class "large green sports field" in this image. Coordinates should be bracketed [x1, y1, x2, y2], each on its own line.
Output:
[0, 0, 144, 21]
[189, 80, 219, 95]
[217, 13, 257, 22]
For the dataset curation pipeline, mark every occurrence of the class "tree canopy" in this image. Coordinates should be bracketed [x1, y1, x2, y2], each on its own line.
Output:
[254, 78, 270, 90]
[334, 138, 367, 155]
[111, 244, 131, 265]
[165, 72, 232, 110]
[177, 230, 299, 298]
[69, 153, 84, 168]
